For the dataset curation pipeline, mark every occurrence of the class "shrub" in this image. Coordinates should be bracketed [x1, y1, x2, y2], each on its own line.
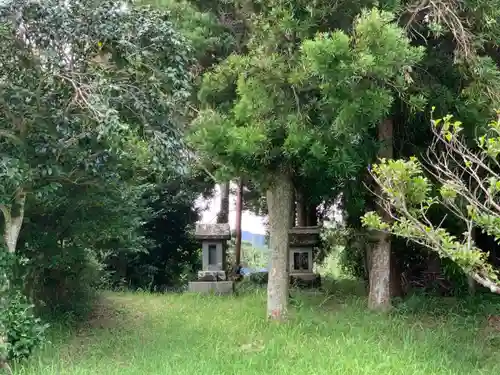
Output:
[249, 272, 268, 285]
[0, 250, 47, 362]
[2, 293, 48, 361]
[21, 244, 103, 319]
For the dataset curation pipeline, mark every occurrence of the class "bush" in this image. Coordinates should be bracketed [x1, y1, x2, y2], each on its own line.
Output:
[2, 293, 48, 361]
[115, 177, 207, 291]
[0, 250, 47, 362]
[21, 244, 103, 319]
[249, 272, 268, 285]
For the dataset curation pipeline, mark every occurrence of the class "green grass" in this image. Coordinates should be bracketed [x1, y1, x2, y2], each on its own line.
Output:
[14, 285, 500, 375]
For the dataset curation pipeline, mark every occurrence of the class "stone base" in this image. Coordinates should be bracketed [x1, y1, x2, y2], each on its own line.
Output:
[198, 270, 226, 281]
[290, 273, 321, 288]
[188, 281, 234, 295]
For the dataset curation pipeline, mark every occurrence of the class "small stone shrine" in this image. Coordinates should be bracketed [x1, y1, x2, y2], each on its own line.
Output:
[288, 226, 321, 285]
[188, 223, 234, 295]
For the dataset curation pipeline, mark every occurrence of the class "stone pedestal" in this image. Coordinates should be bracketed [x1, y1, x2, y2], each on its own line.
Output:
[188, 281, 234, 295]
[197, 270, 227, 280]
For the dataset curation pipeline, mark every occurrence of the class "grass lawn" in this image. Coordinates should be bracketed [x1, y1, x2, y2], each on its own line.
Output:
[14, 284, 500, 375]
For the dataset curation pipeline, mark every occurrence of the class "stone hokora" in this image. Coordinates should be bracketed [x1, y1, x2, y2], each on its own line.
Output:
[288, 226, 321, 287]
[188, 223, 234, 295]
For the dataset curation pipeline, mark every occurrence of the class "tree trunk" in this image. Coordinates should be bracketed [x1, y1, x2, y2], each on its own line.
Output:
[390, 250, 403, 298]
[234, 180, 243, 266]
[216, 182, 230, 224]
[296, 189, 307, 226]
[306, 204, 317, 226]
[368, 118, 393, 311]
[467, 276, 476, 295]
[0, 190, 25, 374]
[266, 172, 294, 321]
[1, 190, 26, 254]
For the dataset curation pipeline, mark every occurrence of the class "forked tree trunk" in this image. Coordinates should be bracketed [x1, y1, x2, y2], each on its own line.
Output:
[368, 119, 393, 311]
[0, 190, 25, 375]
[266, 172, 294, 321]
[1, 191, 26, 254]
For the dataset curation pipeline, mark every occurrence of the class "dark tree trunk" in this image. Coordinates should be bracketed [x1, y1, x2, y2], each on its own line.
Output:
[234, 180, 243, 266]
[390, 250, 403, 298]
[266, 172, 294, 321]
[368, 118, 393, 311]
[306, 204, 317, 226]
[296, 189, 307, 226]
[216, 182, 230, 224]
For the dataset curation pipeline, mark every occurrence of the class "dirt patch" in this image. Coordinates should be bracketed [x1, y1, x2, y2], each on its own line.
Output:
[74, 296, 145, 333]
[79, 297, 126, 330]
[59, 297, 145, 360]
[481, 315, 500, 337]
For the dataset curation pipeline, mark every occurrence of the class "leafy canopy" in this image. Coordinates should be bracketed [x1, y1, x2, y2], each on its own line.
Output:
[190, 9, 424, 187]
[0, 0, 193, 209]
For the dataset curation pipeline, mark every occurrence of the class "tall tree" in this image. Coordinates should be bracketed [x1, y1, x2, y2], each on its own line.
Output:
[368, 118, 394, 310]
[340, 0, 500, 306]
[0, 0, 192, 367]
[191, 6, 423, 320]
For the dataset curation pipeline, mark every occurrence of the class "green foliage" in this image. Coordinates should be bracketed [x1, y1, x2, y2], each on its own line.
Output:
[22, 244, 104, 318]
[145, 0, 235, 65]
[0, 250, 47, 361]
[191, 8, 424, 190]
[249, 272, 269, 285]
[0, 0, 193, 219]
[0, 0, 196, 324]
[118, 170, 212, 291]
[3, 292, 48, 361]
[362, 113, 500, 291]
[16, 179, 153, 317]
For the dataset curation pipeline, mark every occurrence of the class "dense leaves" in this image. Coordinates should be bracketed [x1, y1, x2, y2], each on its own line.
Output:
[0, 0, 192, 208]
[117, 171, 213, 291]
[191, 9, 423, 187]
[0, 0, 193, 266]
